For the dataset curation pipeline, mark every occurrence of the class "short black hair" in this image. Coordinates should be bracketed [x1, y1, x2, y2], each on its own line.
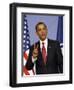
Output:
[35, 22, 47, 31]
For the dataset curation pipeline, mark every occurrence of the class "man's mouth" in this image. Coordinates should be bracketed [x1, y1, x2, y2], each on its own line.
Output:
[42, 34, 45, 36]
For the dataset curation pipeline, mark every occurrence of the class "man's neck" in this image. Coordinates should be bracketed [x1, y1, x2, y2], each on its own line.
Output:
[40, 38, 48, 44]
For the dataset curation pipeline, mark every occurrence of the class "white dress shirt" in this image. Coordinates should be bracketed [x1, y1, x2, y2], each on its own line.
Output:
[40, 38, 48, 55]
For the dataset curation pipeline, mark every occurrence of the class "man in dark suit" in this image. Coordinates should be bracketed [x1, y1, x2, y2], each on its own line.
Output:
[25, 22, 63, 75]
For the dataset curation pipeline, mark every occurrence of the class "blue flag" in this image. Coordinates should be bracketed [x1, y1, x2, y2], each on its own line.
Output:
[56, 16, 63, 48]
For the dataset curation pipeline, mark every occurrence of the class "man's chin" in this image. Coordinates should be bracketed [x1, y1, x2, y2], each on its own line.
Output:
[40, 38, 46, 41]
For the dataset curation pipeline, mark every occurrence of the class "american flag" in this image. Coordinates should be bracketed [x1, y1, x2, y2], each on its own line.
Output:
[56, 16, 63, 54]
[22, 15, 35, 76]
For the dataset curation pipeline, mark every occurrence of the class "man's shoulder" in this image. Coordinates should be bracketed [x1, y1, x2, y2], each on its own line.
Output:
[48, 39, 59, 44]
[48, 39, 60, 47]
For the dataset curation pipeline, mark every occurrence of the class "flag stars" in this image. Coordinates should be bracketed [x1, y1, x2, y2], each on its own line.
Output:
[27, 41, 29, 44]
[24, 30, 26, 34]
[23, 35, 26, 38]
[24, 26, 27, 29]
[26, 45, 29, 49]
[23, 40, 25, 43]
[24, 21, 27, 25]
[23, 16, 30, 52]
[27, 36, 30, 39]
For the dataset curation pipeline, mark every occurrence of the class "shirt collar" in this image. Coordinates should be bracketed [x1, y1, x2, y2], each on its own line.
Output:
[40, 38, 48, 53]
[40, 38, 47, 45]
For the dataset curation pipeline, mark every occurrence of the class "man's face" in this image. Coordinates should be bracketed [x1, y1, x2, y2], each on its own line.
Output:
[36, 24, 48, 41]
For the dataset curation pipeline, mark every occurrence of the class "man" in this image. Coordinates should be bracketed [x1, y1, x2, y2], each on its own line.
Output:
[25, 22, 63, 75]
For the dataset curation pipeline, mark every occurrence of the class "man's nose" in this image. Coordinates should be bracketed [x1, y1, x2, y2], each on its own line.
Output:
[41, 30, 45, 33]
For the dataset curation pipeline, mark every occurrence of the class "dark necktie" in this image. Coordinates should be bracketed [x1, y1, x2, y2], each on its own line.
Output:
[42, 42, 47, 64]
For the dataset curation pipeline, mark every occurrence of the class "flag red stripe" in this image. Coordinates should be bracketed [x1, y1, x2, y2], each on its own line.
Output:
[23, 52, 35, 75]
[23, 52, 30, 75]
[23, 67, 30, 75]
[24, 52, 28, 60]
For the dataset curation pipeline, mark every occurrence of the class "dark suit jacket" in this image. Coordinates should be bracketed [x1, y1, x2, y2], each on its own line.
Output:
[25, 39, 63, 74]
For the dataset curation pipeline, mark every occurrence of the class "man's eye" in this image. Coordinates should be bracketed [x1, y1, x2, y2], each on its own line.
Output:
[43, 28, 46, 30]
[38, 29, 41, 31]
